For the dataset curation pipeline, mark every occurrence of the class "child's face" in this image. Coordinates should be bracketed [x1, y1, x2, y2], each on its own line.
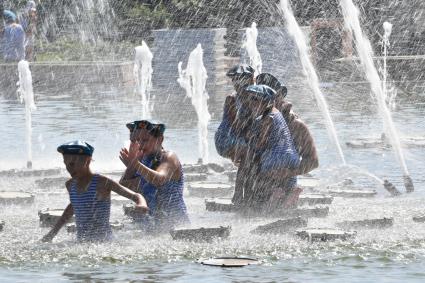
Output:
[131, 129, 162, 155]
[63, 154, 90, 178]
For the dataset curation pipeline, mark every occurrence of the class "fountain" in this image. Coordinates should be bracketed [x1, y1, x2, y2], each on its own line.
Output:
[381, 21, 398, 110]
[279, 0, 346, 165]
[17, 60, 36, 169]
[340, 0, 414, 193]
[134, 41, 154, 119]
[242, 22, 263, 76]
[177, 44, 211, 163]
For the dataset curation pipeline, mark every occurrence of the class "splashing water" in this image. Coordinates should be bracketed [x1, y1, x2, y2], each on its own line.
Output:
[381, 21, 397, 110]
[17, 60, 36, 169]
[242, 22, 263, 76]
[279, 0, 346, 165]
[177, 44, 211, 162]
[340, 0, 414, 193]
[134, 41, 154, 119]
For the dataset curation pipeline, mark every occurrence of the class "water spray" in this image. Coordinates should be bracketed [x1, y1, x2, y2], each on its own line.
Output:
[17, 60, 36, 169]
[243, 22, 263, 76]
[134, 41, 154, 119]
[177, 44, 211, 163]
[340, 0, 414, 193]
[279, 0, 346, 165]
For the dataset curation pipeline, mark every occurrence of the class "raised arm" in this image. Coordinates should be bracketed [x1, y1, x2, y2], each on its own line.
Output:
[100, 175, 148, 212]
[132, 152, 181, 187]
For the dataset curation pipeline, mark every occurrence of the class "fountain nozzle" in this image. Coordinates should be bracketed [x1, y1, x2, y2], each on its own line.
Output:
[403, 175, 414, 193]
[383, 180, 401, 196]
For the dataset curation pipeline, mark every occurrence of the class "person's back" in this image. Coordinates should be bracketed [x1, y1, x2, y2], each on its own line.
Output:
[2, 11, 25, 62]
[243, 109, 300, 207]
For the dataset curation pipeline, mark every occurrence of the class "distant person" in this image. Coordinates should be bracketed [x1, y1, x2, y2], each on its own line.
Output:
[2, 10, 25, 62]
[42, 141, 148, 242]
[18, 1, 37, 60]
[256, 73, 319, 207]
[214, 64, 255, 205]
[120, 120, 189, 231]
[235, 85, 300, 210]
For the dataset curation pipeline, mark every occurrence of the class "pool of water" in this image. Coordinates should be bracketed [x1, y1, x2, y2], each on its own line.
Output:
[1, 57, 425, 282]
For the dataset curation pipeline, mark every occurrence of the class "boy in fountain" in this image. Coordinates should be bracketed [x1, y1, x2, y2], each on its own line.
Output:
[235, 84, 300, 210]
[42, 141, 148, 242]
[256, 73, 319, 207]
[119, 120, 189, 232]
[214, 64, 255, 205]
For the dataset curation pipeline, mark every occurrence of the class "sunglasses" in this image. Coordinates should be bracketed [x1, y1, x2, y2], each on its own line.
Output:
[127, 120, 165, 137]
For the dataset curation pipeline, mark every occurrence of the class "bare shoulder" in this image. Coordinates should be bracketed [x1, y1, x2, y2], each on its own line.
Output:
[162, 151, 181, 169]
[96, 174, 116, 187]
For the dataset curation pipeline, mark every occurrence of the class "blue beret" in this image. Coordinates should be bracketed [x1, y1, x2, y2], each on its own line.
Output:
[126, 120, 165, 137]
[256, 73, 288, 98]
[226, 64, 255, 78]
[245, 84, 276, 102]
[57, 141, 94, 156]
[3, 10, 17, 22]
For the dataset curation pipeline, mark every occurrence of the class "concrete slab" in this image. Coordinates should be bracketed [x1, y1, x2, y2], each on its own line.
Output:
[326, 189, 377, 198]
[185, 173, 208, 182]
[188, 182, 234, 198]
[298, 194, 333, 206]
[35, 177, 68, 188]
[297, 228, 356, 241]
[205, 198, 234, 212]
[183, 164, 209, 174]
[0, 191, 35, 205]
[170, 226, 231, 242]
[413, 215, 425, 223]
[66, 221, 124, 233]
[38, 208, 74, 227]
[336, 218, 394, 229]
[298, 177, 320, 189]
[251, 217, 308, 234]
[273, 206, 330, 218]
[0, 168, 62, 178]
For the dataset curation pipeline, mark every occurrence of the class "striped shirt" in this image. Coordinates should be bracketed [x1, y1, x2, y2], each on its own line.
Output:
[69, 174, 112, 242]
[137, 154, 189, 231]
[239, 111, 300, 207]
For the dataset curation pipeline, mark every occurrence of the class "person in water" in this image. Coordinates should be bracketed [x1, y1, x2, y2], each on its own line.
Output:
[214, 64, 255, 205]
[256, 73, 319, 207]
[119, 121, 158, 232]
[120, 120, 189, 231]
[237, 85, 300, 210]
[2, 10, 25, 62]
[42, 141, 148, 242]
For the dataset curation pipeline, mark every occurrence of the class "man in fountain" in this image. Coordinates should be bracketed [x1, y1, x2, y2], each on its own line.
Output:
[42, 141, 148, 242]
[235, 84, 300, 211]
[214, 64, 255, 205]
[2, 9, 25, 62]
[256, 73, 319, 207]
[120, 120, 189, 232]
